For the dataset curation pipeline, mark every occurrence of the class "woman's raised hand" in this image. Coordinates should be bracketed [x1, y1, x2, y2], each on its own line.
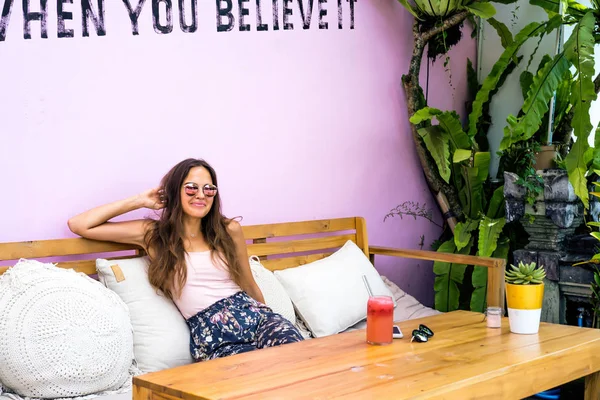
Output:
[138, 187, 166, 210]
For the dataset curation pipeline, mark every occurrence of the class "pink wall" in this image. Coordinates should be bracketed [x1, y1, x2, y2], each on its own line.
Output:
[0, 0, 475, 306]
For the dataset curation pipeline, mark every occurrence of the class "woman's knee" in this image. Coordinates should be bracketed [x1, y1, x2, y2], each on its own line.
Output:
[257, 313, 304, 347]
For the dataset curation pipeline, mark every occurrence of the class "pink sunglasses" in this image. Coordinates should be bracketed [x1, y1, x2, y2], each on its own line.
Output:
[184, 183, 218, 198]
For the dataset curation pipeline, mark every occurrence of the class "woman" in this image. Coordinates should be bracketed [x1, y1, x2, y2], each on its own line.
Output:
[68, 158, 303, 361]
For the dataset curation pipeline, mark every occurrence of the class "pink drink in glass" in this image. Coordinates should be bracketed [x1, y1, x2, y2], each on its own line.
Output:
[366, 295, 394, 345]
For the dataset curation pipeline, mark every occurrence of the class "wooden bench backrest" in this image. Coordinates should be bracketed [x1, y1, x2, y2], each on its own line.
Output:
[0, 217, 368, 276]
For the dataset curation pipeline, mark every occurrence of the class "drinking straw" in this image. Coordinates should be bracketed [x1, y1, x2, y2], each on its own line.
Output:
[362, 275, 374, 297]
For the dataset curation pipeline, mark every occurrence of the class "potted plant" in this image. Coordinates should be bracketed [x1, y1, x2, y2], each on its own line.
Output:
[505, 261, 546, 334]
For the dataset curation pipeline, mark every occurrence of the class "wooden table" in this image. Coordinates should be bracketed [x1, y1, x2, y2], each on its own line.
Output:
[133, 311, 600, 399]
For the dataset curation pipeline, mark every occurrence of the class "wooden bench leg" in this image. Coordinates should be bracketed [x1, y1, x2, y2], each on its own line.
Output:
[585, 371, 600, 400]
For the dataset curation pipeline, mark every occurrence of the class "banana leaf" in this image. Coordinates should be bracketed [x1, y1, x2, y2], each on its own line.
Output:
[418, 126, 452, 183]
[454, 218, 479, 251]
[486, 186, 506, 219]
[433, 238, 473, 312]
[397, 0, 421, 19]
[520, 71, 534, 99]
[529, 0, 588, 19]
[453, 149, 472, 163]
[487, 18, 513, 49]
[500, 52, 570, 150]
[593, 122, 600, 175]
[565, 11, 596, 209]
[471, 236, 509, 313]
[465, 2, 496, 18]
[468, 22, 550, 139]
[411, 108, 472, 150]
[462, 152, 491, 218]
[463, 166, 484, 218]
[553, 69, 572, 129]
[478, 216, 507, 257]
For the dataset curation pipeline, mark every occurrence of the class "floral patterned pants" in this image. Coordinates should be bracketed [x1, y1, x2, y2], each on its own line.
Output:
[186, 291, 304, 362]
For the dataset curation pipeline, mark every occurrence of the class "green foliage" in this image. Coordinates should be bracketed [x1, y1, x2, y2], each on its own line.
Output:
[505, 261, 547, 284]
[471, 237, 509, 312]
[478, 216, 507, 257]
[433, 239, 472, 312]
[593, 124, 600, 176]
[454, 218, 480, 251]
[398, 0, 498, 20]
[468, 22, 550, 139]
[418, 126, 452, 183]
[515, 166, 545, 206]
[564, 11, 597, 209]
[487, 18, 514, 49]
[500, 53, 570, 150]
[465, 2, 497, 18]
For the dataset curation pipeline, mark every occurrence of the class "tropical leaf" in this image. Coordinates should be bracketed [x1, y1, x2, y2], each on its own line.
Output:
[397, 0, 421, 19]
[492, 0, 518, 3]
[487, 18, 513, 49]
[454, 149, 472, 163]
[467, 58, 479, 101]
[588, 222, 600, 227]
[520, 71, 534, 99]
[465, 2, 497, 18]
[474, 152, 491, 183]
[436, 111, 472, 150]
[471, 237, 509, 313]
[418, 126, 451, 184]
[500, 52, 570, 150]
[529, 0, 588, 18]
[410, 107, 442, 124]
[553, 69, 572, 128]
[478, 216, 507, 257]
[564, 12, 596, 209]
[486, 186, 506, 219]
[593, 122, 600, 175]
[433, 239, 472, 312]
[566, 140, 590, 208]
[592, 232, 600, 241]
[411, 108, 471, 150]
[454, 218, 480, 251]
[463, 166, 484, 218]
[468, 22, 549, 139]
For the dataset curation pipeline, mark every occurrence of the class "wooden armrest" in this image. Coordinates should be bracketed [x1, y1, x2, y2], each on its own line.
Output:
[369, 246, 504, 268]
[370, 245, 507, 309]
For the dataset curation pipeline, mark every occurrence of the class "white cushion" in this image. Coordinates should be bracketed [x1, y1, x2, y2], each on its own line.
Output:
[274, 240, 395, 337]
[0, 259, 137, 399]
[248, 256, 296, 325]
[96, 257, 193, 373]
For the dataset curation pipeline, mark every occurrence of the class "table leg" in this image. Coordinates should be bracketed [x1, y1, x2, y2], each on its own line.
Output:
[585, 370, 600, 400]
[133, 385, 153, 400]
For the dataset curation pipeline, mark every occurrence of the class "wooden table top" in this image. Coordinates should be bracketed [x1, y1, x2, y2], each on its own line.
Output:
[133, 311, 600, 399]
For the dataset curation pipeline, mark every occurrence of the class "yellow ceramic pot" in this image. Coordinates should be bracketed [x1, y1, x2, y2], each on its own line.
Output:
[506, 282, 545, 334]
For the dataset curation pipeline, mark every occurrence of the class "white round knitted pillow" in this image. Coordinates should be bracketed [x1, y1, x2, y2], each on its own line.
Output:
[0, 259, 136, 398]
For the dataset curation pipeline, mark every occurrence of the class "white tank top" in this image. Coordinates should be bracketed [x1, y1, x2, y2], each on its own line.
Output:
[173, 250, 241, 319]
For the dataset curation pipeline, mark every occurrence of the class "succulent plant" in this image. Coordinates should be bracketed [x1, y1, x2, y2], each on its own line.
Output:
[505, 261, 546, 285]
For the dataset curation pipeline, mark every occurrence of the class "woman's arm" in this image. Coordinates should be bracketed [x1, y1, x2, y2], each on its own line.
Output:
[67, 188, 164, 248]
[228, 220, 266, 304]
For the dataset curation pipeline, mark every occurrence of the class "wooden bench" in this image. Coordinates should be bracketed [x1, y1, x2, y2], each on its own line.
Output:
[0, 216, 506, 309]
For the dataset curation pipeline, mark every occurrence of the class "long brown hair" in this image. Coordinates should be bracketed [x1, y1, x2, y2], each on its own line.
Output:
[144, 158, 242, 301]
